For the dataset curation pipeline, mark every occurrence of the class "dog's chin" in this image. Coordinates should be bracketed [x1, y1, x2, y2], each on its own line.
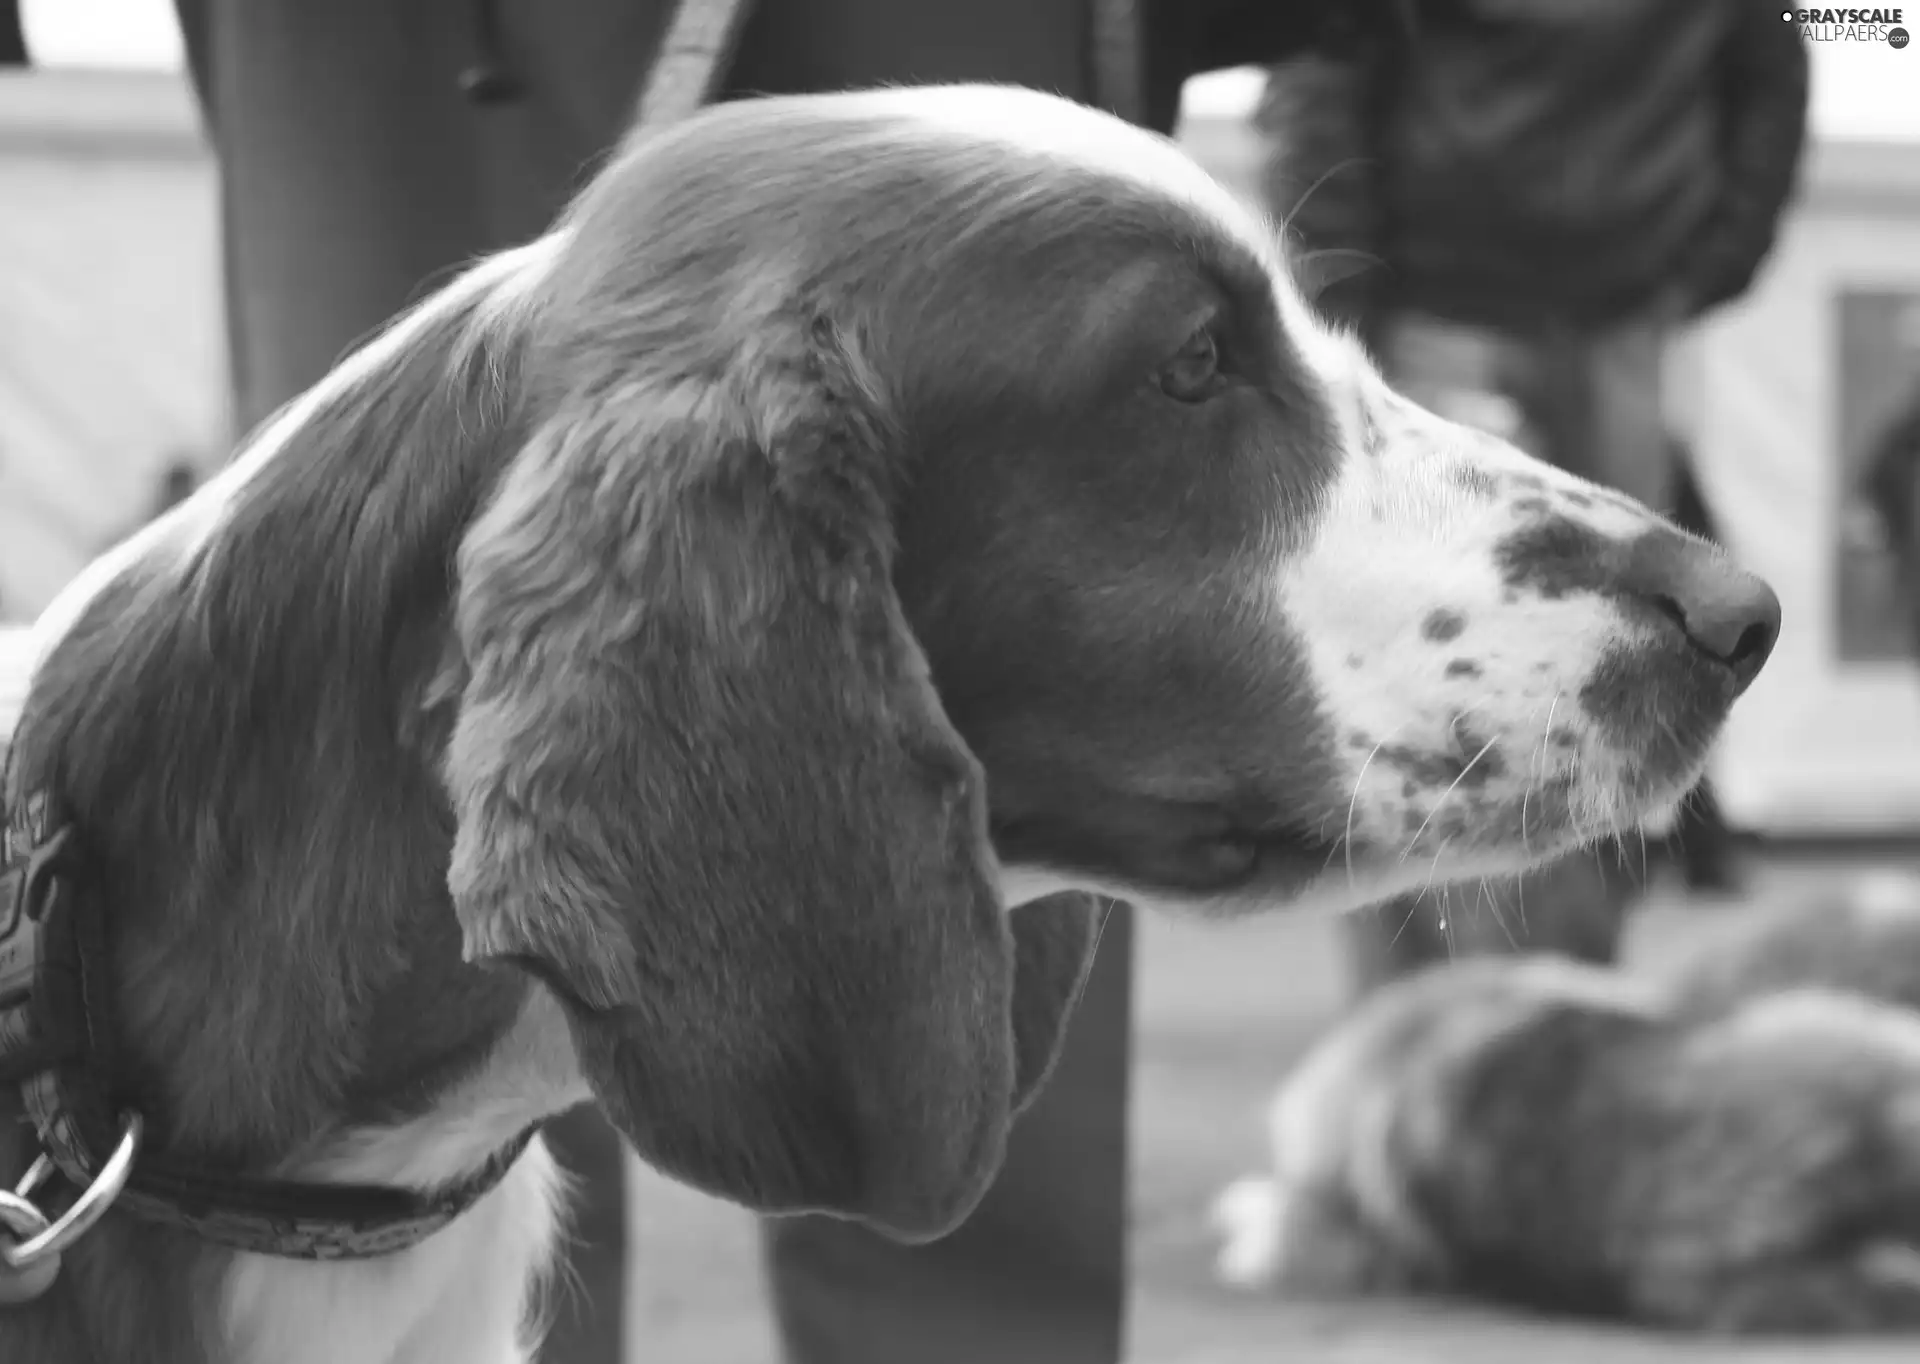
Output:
[1000, 816, 1616, 919]
[998, 825, 1371, 918]
[992, 801, 1333, 906]
[992, 739, 1720, 919]
[1144, 826, 1345, 901]
[1571, 739, 1719, 844]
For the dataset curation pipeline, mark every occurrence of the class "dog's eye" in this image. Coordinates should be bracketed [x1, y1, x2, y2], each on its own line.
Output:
[1158, 325, 1227, 403]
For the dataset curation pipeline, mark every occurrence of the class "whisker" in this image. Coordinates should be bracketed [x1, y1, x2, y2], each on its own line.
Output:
[1481, 876, 1520, 950]
[1345, 736, 1391, 899]
[1523, 692, 1561, 860]
[1399, 733, 1502, 864]
[1418, 839, 1453, 904]
[1385, 894, 1425, 952]
[1278, 156, 1377, 234]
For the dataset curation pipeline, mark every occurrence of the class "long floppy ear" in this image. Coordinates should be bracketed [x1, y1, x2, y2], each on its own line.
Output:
[1009, 893, 1109, 1109]
[444, 318, 1098, 1241]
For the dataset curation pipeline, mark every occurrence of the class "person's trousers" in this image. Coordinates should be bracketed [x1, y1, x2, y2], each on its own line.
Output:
[175, 4, 1133, 1362]
[1342, 311, 1673, 991]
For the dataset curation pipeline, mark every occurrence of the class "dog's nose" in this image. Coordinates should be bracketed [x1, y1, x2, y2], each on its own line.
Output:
[1621, 530, 1781, 695]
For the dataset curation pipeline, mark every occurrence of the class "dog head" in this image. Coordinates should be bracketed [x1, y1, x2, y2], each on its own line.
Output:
[577, 86, 1774, 915]
[440, 86, 1777, 1236]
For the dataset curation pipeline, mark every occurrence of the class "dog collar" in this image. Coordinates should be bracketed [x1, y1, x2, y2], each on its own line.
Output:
[0, 787, 539, 1273]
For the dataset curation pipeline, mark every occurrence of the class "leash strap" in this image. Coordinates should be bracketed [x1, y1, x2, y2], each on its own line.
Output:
[630, 0, 758, 132]
[0, 0, 758, 1270]
[1088, 0, 1145, 127]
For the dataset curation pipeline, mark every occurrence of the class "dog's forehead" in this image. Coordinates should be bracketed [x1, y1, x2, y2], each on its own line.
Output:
[859, 85, 1270, 252]
[845, 85, 1353, 373]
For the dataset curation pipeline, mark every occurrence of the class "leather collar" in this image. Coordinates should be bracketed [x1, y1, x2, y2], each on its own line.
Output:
[0, 786, 538, 1268]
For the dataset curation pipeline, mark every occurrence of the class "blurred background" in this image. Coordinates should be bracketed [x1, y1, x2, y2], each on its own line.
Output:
[4, 4, 1920, 1361]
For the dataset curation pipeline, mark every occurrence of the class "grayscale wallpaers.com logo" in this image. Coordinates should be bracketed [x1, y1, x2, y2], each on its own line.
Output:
[1784, 7, 1909, 44]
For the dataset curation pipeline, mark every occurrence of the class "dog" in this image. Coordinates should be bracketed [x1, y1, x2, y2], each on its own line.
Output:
[1667, 870, 1920, 1018]
[1213, 883, 1920, 1334]
[0, 85, 1777, 1362]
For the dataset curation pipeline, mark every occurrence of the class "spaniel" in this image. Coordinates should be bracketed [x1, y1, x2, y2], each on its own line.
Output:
[1212, 884, 1920, 1334]
[0, 85, 1777, 1363]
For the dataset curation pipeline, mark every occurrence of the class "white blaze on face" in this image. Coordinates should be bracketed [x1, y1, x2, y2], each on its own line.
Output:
[1274, 363, 1676, 878]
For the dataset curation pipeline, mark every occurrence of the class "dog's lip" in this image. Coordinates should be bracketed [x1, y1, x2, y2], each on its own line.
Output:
[986, 801, 1339, 900]
[1189, 821, 1344, 895]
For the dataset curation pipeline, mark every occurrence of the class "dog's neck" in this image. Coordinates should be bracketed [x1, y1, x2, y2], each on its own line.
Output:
[1, 255, 587, 1359]
[9, 279, 538, 1166]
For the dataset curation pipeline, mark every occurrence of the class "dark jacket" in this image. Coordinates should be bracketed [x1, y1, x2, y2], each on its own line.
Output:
[0, 0, 22, 67]
[721, 0, 1376, 137]
[1262, 0, 1810, 335]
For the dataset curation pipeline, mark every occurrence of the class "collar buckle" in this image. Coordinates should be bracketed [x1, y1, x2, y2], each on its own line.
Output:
[0, 814, 73, 1012]
[1, 1112, 143, 1282]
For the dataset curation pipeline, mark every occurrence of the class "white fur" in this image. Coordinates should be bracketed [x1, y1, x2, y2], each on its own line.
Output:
[220, 993, 590, 1364]
[222, 1143, 565, 1364]
[1210, 1175, 1283, 1287]
[1279, 380, 1683, 885]
[1701, 987, 1920, 1059]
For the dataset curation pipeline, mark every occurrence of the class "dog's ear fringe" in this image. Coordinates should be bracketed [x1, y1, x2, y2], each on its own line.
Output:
[441, 310, 1100, 1238]
[1008, 893, 1109, 1109]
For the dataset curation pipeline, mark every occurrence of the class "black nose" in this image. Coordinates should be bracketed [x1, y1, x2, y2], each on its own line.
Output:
[1621, 530, 1781, 695]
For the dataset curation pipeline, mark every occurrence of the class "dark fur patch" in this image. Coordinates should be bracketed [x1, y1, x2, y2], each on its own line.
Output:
[1450, 465, 1499, 500]
[1577, 642, 1723, 792]
[1493, 519, 1742, 783]
[1360, 403, 1384, 458]
[1495, 515, 1613, 600]
[1378, 738, 1503, 792]
[1422, 609, 1467, 643]
[1405, 1001, 1658, 1319]
[1444, 659, 1481, 678]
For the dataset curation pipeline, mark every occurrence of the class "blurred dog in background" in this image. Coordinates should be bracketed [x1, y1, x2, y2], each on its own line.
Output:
[1213, 877, 1920, 1334]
